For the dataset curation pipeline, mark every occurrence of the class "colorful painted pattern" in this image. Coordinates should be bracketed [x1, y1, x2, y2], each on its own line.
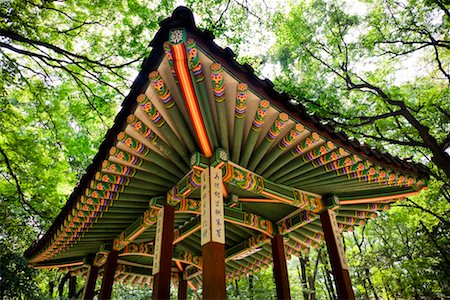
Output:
[149, 71, 176, 109]
[302, 141, 335, 162]
[186, 38, 204, 82]
[210, 63, 225, 102]
[290, 132, 321, 156]
[227, 256, 272, 280]
[251, 100, 270, 131]
[121, 242, 154, 256]
[169, 40, 213, 157]
[117, 132, 149, 156]
[137, 94, 166, 127]
[278, 123, 305, 151]
[292, 190, 323, 212]
[278, 210, 317, 235]
[266, 113, 289, 143]
[235, 83, 248, 118]
[324, 155, 361, 172]
[102, 160, 136, 176]
[95, 172, 130, 186]
[177, 169, 202, 196]
[93, 251, 109, 267]
[174, 249, 202, 269]
[126, 115, 158, 143]
[167, 186, 183, 206]
[311, 148, 347, 167]
[143, 208, 159, 225]
[109, 147, 144, 167]
[163, 41, 177, 80]
[89, 181, 125, 193]
[222, 163, 265, 194]
[243, 212, 274, 235]
[178, 198, 201, 214]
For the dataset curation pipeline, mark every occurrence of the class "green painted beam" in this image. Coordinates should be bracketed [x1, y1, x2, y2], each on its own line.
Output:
[240, 100, 270, 167]
[265, 138, 332, 180]
[231, 83, 248, 162]
[248, 113, 289, 171]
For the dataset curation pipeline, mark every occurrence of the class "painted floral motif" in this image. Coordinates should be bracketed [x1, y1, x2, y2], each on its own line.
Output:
[210, 63, 225, 102]
[266, 113, 289, 143]
[126, 115, 158, 143]
[291, 132, 321, 156]
[136, 94, 166, 127]
[235, 83, 248, 118]
[186, 38, 204, 82]
[251, 100, 270, 131]
[301, 141, 335, 162]
[223, 164, 264, 194]
[109, 147, 143, 167]
[149, 71, 176, 109]
[278, 123, 304, 150]
[169, 29, 184, 44]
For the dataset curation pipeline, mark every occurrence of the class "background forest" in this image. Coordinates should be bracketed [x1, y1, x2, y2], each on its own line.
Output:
[0, 0, 449, 299]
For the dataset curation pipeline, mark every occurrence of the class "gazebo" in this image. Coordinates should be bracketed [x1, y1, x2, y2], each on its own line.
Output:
[25, 7, 428, 300]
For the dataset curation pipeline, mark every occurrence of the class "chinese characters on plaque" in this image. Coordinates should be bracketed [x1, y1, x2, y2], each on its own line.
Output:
[152, 208, 164, 275]
[328, 210, 349, 270]
[201, 167, 224, 245]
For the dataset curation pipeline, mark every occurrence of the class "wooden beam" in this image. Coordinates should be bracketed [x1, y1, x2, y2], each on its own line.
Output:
[221, 161, 322, 212]
[98, 250, 118, 300]
[271, 235, 291, 300]
[152, 204, 175, 300]
[82, 265, 99, 300]
[320, 209, 355, 299]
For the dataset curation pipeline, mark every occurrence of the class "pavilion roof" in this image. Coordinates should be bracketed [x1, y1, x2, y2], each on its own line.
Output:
[25, 7, 428, 288]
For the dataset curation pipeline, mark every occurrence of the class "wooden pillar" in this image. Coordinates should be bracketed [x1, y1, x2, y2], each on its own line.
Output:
[201, 166, 226, 299]
[202, 242, 226, 299]
[98, 250, 118, 300]
[271, 235, 291, 300]
[152, 204, 175, 300]
[177, 272, 188, 300]
[82, 265, 99, 300]
[320, 209, 355, 299]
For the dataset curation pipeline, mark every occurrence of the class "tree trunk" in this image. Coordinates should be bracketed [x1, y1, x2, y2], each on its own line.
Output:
[48, 281, 54, 298]
[320, 251, 336, 300]
[58, 272, 71, 298]
[248, 274, 254, 300]
[68, 275, 76, 299]
[234, 279, 240, 298]
[298, 255, 309, 300]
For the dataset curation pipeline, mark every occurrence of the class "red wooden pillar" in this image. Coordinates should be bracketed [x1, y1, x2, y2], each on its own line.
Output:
[320, 209, 355, 299]
[82, 265, 99, 300]
[201, 166, 226, 299]
[177, 272, 188, 300]
[202, 242, 226, 299]
[271, 235, 291, 300]
[98, 250, 118, 300]
[152, 204, 175, 300]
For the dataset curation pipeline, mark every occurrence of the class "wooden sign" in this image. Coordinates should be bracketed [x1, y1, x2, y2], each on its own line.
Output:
[210, 167, 224, 244]
[201, 167, 225, 245]
[152, 208, 164, 274]
[328, 210, 349, 270]
[201, 168, 211, 246]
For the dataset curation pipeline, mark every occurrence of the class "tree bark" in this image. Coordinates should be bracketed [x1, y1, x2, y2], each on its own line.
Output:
[248, 274, 254, 300]
[234, 279, 240, 298]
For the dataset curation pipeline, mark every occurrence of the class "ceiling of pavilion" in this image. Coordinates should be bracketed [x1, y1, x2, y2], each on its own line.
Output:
[25, 7, 428, 289]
